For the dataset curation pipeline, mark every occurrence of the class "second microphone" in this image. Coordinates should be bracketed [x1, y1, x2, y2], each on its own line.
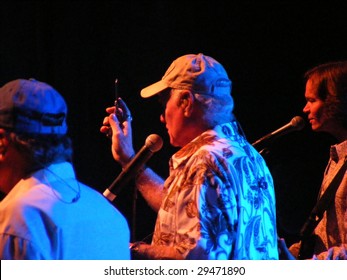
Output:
[103, 134, 163, 202]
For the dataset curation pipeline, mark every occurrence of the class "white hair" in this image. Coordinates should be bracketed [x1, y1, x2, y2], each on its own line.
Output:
[193, 88, 234, 128]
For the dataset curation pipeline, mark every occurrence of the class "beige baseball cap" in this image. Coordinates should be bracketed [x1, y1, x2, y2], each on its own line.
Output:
[140, 53, 231, 98]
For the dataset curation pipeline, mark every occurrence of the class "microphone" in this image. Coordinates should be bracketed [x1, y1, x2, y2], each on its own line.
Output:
[103, 134, 163, 201]
[252, 116, 305, 150]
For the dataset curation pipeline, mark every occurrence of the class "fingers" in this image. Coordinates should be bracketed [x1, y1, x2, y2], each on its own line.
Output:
[117, 98, 131, 117]
[100, 113, 121, 137]
[100, 115, 112, 136]
[101, 99, 133, 138]
[116, 98, 132, 122]
[108, 100, 133, 122]
[100, 98, 135, 167]
[109, 113, 122, 132]
[122, 117, 132, 138]
[105, 106, 115, 114]
[100, 125, 110, 134]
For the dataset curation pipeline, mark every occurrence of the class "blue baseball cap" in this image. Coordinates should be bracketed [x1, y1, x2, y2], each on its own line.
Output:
[0, 79, 68, 134]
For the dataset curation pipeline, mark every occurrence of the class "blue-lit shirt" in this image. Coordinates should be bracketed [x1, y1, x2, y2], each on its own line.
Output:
[0, 162, 130, 260]
[152, 122, 278, 259]
[313, 140, 347, 259]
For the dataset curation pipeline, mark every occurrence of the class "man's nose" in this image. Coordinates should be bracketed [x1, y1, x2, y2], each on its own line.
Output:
[160, 114, 166, 123]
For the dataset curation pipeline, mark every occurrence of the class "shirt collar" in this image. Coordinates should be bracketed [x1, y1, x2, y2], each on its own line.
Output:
[330, 140, 347, 162]
[31, 162, 76, 182]
[170, 122, 242, 169]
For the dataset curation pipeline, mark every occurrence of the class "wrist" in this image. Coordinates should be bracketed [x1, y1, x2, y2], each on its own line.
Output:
[122, 154, 148, 176]
[130, 242, 149, 259]
[121, 153, 135, 169]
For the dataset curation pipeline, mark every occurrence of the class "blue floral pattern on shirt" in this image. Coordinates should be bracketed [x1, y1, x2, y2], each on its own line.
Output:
[152, 122, 278, 259]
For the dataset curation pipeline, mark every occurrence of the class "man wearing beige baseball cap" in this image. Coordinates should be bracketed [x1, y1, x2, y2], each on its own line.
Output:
[101, 53, 278, 259]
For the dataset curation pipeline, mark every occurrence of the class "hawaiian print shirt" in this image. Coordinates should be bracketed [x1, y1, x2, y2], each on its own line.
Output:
[313, 140, 347, 259]
[152, 122, 278, 259]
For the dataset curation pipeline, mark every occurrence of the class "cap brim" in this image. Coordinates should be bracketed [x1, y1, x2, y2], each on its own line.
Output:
[140, 80, 169, 98]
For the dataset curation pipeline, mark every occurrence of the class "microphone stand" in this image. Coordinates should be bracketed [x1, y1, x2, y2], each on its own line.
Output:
[131, 183, 138, 243]
[259, 147, 271, 160]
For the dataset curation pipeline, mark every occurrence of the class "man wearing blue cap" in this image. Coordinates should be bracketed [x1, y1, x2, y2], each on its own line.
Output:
[101, 53, 278, 259]
[0, 79, 130, 259]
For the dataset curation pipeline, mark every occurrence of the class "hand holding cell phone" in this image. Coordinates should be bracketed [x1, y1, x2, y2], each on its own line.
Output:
[113, 78, 132, 124]
[114, 78, 125, 123]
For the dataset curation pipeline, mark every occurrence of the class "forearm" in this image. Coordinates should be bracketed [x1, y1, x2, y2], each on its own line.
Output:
[135, 167, 164, 212]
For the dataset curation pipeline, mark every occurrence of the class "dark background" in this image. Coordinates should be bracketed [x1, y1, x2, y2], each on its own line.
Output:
[1, 1, 345, 246]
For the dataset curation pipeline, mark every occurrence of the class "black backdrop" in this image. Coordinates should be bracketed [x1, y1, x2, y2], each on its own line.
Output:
[1, 1, 346, 245]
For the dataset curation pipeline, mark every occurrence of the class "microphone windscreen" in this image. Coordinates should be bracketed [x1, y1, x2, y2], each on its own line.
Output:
[290, 116, 305, 131]
[145, 134, 163, 152]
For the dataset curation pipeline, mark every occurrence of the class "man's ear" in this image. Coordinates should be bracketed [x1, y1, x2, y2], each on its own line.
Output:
[0, 140, 7, 161]
[0, 132, 10, 162]
[179, 90, 194, 117]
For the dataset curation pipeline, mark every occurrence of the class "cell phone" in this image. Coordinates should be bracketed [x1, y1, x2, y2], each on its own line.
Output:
[114, 78, 124, 123]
